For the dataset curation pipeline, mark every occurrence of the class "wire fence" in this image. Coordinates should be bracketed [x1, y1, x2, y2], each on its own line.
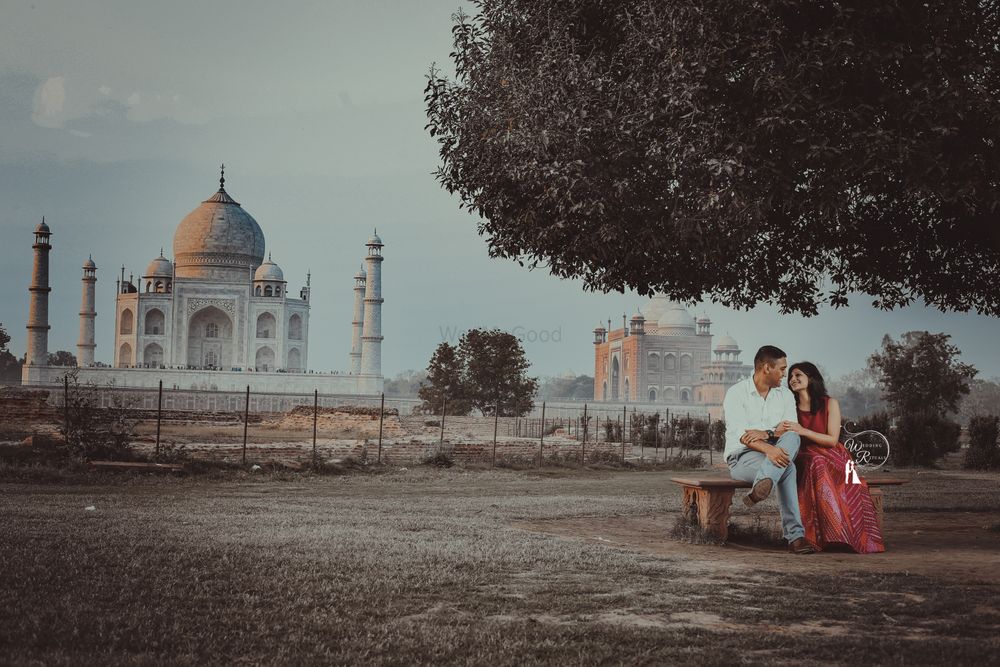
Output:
[39, 378, 726, 468]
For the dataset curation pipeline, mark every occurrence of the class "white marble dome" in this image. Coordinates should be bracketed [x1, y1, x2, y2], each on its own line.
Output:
[643, 296, 696, 333]
[173, 173, 266, 279]
[715, 334, 740, 350]
[254, 257, 284, 282]
[83, 256, 97, 270]
[144, 253, 173, 278]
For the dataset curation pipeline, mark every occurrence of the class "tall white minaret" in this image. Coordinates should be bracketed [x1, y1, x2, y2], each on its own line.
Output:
[25, 219, 52, 367]
[77, 256, 97, 366]
[359, 232, 383, 377]
[349, 265, 366, 374]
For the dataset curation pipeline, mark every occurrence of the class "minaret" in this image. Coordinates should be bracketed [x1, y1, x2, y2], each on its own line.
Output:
[350, 265, 366, 374]
[25, 219, 52, 367]
[77, 256, 97, 366]
[359, 232, 384, 376]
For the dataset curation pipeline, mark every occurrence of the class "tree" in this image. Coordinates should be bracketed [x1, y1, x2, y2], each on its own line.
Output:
[417, 330, 538, 417]
[47, 350, 77, 367]
[828, 368, 886, 420]
[537, 374, 595, 400]
[868, 332, 977, 418]
[0, 351, 21, 383]
[958, 378, 1000, 425]
[0, 324, 21, 384]
[868, 331, 976, 465]
[418, 342, 473, 416]
[385, 369, 429, 398]
[426, 1, 1000, 316]
[458, 328, 538, 416]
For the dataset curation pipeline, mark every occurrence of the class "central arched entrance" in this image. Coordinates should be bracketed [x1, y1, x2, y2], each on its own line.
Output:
[187, 306, 234, 369]
[611, 356, 620, 400]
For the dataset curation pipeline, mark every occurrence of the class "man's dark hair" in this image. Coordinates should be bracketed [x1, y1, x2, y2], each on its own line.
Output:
[754, 345, 787, 370]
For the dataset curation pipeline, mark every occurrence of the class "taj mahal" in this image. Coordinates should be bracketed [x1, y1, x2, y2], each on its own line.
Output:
[21, 167, 384, 397]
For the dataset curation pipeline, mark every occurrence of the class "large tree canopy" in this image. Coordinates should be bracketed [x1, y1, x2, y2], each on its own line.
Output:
[425, 0, 1000, 315]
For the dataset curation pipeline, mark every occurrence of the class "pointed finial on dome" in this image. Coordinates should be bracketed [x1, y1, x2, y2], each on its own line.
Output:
[268, 252, 272, 262]
[159, 247, 164, 258]
[219, 163, 225, 190]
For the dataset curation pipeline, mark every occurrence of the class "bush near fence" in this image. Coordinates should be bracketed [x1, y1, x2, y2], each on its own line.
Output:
[964, 415, 1000, 470]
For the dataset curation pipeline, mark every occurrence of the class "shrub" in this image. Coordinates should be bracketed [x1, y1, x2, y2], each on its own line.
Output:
[422, 451, 454, 468]
[890, 412, 960, 466]
[963, 415, 999, 470]
[603, 420, 622, 443]
[709, 420, 726, 452]
[60, 372, 140, 462]
[152, 441, 188, 464]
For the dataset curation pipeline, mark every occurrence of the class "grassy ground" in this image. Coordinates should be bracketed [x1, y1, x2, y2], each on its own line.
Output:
[2, 465, 999, 665]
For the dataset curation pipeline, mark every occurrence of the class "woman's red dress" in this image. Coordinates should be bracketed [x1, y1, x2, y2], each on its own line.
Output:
[796, 397, 885, 553]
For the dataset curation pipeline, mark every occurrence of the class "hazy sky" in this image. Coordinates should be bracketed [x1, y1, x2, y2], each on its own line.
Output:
[2, 0, 998, 383]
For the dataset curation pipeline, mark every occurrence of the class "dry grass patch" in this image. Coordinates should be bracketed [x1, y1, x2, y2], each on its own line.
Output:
[2, 468, 999, 664]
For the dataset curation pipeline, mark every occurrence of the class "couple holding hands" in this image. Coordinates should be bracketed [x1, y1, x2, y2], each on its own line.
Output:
[723, 345, 884, 555]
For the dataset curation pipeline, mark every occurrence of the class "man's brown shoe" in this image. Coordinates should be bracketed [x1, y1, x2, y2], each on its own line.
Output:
[788, 538, 816, 554]
[742, 478, 773, 507]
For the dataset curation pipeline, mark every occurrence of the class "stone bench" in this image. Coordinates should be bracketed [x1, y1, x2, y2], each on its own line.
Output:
[669, 475, 907, 542]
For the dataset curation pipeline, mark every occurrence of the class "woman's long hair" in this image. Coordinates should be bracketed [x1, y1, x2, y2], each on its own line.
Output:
[788, 361, 829, 414]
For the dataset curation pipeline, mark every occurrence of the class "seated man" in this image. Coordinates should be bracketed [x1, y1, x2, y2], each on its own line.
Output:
[723, 345, 814, 554]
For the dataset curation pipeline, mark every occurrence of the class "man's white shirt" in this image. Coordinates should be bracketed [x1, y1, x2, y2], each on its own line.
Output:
[722, 376, 798, 462]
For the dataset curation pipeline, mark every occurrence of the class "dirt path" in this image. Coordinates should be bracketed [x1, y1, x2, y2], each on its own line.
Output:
[514, 510, 1000, 585]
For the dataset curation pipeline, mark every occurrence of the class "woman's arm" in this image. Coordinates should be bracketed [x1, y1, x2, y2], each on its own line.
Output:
[781, 398, 841, 447]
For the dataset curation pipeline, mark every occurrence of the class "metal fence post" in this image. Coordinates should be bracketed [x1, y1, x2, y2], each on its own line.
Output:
[63, 375, 70, 440]
[377, 392, 385, 464]
[492, 398, 499, 467]
[242, 385, 250, 466]
[156, 379, 163, 459]
[539, 401, 546, 468]
[619, 415, 624, 461]
[439, 396, 447, 454]
[313, 389, 319, 467]
[582, 403, 588, 464]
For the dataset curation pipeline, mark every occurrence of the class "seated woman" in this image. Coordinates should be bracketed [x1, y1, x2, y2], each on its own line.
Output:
[780, 362, 885, 553]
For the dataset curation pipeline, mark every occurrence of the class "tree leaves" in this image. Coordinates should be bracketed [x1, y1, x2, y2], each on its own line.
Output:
[426, 0, 1000, 315]
[417, 329, 538, 417]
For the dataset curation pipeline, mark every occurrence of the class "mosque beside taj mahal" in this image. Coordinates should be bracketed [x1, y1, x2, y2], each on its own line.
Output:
[20, 167, 385, 397]
[591, 296, 753, 415]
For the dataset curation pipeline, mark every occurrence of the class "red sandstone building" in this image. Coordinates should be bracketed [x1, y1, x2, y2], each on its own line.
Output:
[593, 297, 752, 414]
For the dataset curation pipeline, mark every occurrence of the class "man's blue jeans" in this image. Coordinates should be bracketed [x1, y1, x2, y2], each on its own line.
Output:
[727, 432, 805, 542]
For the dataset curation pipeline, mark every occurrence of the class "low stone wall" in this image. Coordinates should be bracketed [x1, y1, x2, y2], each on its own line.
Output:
[22, 365, 383, 396]
[0, 387, 60, 439]
[151, 437, 635, 466]
[38, 384, 405, 415]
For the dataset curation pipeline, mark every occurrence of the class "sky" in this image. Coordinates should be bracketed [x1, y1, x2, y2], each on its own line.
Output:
[1, 0, 998, 383]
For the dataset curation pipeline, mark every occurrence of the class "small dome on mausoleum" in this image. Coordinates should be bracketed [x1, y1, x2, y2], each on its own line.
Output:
[254, 256, 284, 282]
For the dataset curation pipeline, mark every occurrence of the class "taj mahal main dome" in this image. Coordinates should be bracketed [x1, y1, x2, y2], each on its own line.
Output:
[172, 169, 266, 279]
